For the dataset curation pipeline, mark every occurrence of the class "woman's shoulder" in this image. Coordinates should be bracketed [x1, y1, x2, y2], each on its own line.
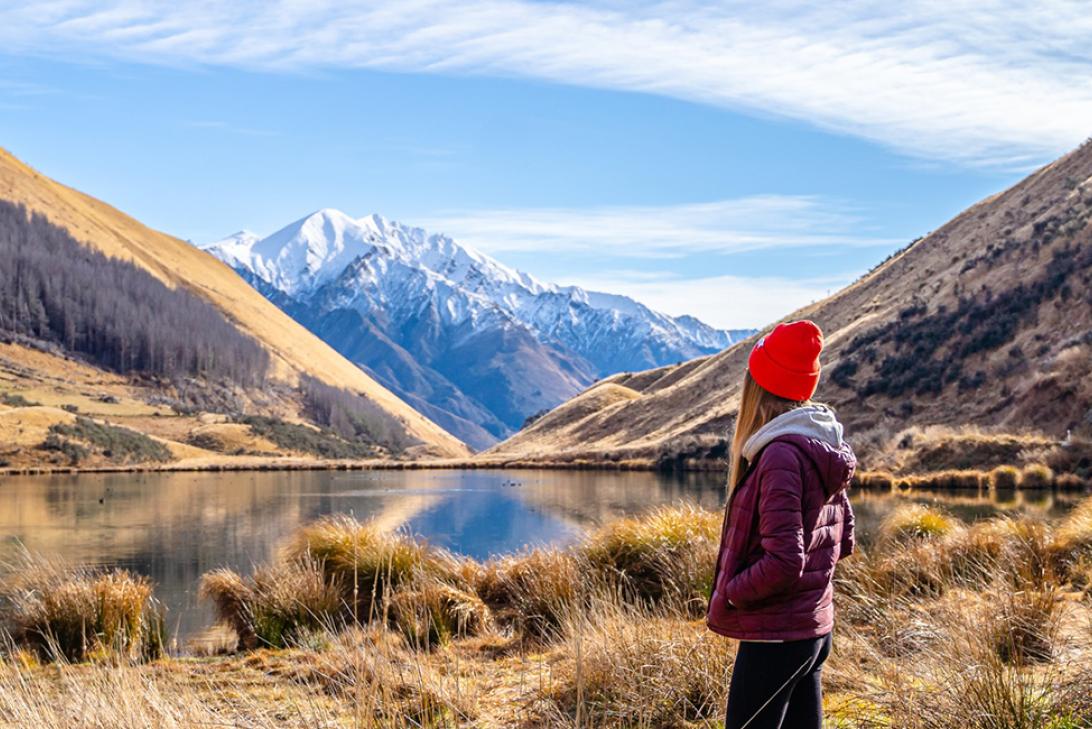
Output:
[753, 439, 807, 472]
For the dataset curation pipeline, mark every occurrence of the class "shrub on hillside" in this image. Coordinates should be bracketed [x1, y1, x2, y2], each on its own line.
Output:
[239, 415, 378, 460]
[45, 417, 172, 464]
[0, 391, 37, 407]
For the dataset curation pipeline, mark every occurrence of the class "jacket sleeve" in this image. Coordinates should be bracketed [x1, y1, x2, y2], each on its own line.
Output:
[723, 444, 806, 608]
[838, 491, 855, 560]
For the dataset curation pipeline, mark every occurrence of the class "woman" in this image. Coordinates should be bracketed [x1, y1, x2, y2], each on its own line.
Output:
[707, 320, 856, 729]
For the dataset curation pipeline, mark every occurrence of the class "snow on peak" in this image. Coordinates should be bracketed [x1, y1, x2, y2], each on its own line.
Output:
[204, 208, 748, 370]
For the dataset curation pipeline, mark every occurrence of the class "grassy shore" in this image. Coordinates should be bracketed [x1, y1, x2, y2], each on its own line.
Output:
[2, 498, 1092, 727]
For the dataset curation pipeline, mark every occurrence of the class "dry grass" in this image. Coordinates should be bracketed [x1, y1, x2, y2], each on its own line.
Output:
[877, 503, 960, 546]
[388, 576, 491, 648]
[1021, 463, 1056, 489]
[540, 600, 734, 728]
[1050, 495, 1092, 580]
[991, 464, 1024, 489]
[6, 504, 1092, 727]
[1, 553, 164, 663]
[582, 504, 721, 612]
[947, 516, 1054, 590]
[474, 549, 583, 641]
[283, 514, 443, 620]
[199, 558, 343, 650]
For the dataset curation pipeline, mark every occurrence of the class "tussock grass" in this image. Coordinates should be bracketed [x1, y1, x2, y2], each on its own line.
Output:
[989, 587, 1059, 666]
[865, 591, 1075, 729]
[541, 599, 734, 727]
[283, 515, 444, 620]
[6, 503, 1092, 727]
[854, 470, 897, 489]
[305, 629, 478, 724]
[947, 517, 1053, 590]
[893, 469, 987, 490]
[388, 576, 491, 648]
[203, 516, 482, 651]
[1, 554, 164, 662]
[582, 504, 720, 612]
[199, 558, 343, 650]
[1021, 463, 1056, 489]
[991, 464, 1024, 489]
[474, 548, 583, 641]
[878, 504, 960, 546]
[1050, 496, 1092, 580]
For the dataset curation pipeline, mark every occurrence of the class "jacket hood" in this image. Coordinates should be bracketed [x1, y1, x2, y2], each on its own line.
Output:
[742, 404, 856, 496]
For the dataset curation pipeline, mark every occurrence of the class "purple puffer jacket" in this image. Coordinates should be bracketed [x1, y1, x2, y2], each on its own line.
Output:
[707, 405, 856, 641]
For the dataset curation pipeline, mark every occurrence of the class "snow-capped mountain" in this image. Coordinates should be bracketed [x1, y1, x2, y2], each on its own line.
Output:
[203, 209, 753, 450]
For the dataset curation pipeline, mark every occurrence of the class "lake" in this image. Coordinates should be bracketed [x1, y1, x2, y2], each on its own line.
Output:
[0, 469, 1081, 645]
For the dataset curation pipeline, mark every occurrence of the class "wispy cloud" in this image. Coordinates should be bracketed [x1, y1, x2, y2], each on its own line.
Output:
[2, 1, 1091, 166]
[560, 270, 853, 330]
[418, 196, 893, 257]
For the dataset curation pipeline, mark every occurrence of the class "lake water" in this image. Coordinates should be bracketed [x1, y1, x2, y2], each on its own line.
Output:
[0, 469, 1082, 645]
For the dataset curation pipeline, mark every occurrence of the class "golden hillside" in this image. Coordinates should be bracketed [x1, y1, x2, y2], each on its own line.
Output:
[0, 148, 468, 459]
[487, 141, 1092, 465]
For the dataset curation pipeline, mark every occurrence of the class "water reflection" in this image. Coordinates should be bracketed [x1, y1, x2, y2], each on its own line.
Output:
[0, 468, 1082, 642]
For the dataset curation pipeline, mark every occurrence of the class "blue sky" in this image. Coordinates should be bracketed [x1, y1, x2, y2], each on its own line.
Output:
[2, 2, 1090, 329]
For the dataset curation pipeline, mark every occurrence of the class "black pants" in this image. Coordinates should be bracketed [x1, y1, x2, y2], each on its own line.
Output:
[724, 633, 832, 729]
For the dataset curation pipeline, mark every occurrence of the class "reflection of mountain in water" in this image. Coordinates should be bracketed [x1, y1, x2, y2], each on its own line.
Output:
[407, 489, 580, 561]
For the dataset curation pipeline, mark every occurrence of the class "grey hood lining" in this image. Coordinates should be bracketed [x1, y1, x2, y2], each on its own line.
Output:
[742, 404, 844, 462]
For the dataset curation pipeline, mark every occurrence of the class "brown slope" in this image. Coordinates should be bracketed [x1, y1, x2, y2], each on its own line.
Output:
[487, 140, 1092, 463]
[0, 148, 469, 458]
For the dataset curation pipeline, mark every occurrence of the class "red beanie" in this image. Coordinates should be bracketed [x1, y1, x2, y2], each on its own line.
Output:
[747, 320, 823, 401]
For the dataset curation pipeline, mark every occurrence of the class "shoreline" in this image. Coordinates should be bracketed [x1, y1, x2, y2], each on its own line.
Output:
[1, 457, 1089, 492]
[0, 456, 668, 476]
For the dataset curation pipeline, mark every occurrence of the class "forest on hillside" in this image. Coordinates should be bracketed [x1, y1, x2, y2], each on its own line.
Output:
[0, 201, 269, 385]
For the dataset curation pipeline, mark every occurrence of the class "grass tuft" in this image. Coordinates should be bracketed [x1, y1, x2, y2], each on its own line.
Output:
[878, 504, 960, 546]
[388, 576, 491, 648]
[582, 504, 720, 611]
[1021, 463, 1055, 489]
[199, 558, 343, 650]
[1, 554, 164, 662]
[474, 549, 583, 641]
[990, 464, 1023, 489]
[1050, 496, 1092, 580]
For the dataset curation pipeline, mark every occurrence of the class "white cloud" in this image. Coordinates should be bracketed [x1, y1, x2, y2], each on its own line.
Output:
[2, 1, 1092, 165]
[559, 270, 850, 330]
[418, 196, 893, 257]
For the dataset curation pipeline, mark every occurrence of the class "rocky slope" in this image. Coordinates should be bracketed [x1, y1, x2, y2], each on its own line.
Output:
[486, 141, 1092, 465]
[205, 210, 750, 449]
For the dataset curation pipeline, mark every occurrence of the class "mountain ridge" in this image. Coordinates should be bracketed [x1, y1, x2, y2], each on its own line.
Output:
[485, 140, 1092, 465]
[205, 208, 753, 449]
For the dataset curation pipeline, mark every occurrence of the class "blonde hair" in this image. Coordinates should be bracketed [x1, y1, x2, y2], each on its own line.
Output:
[727, 372, 807, 500]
